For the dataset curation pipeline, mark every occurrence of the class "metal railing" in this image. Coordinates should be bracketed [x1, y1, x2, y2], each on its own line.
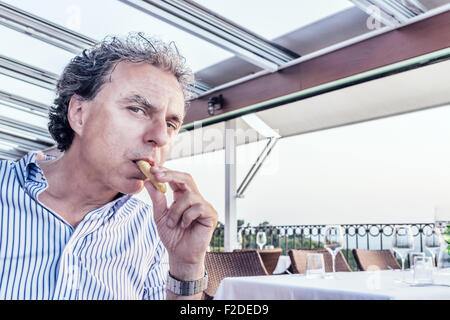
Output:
[209, 223, 435, 271]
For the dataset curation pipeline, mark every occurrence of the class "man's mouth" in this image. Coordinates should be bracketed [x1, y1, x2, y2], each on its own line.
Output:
[132, 159, 155, 166]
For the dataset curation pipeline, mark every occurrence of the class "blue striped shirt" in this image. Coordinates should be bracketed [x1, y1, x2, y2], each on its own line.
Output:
[0, 152, 169, 299]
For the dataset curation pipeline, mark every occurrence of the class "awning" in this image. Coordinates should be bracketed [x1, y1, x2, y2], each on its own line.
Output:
[169, 53, 450, 160]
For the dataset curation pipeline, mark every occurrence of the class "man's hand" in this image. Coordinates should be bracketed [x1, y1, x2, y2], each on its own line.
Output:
[144, 166, 218, 286]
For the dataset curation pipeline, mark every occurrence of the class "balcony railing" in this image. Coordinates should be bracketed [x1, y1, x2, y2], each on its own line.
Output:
[209, 223, 436, 271]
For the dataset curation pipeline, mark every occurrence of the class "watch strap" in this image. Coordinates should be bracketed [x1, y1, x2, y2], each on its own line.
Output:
[166, 271, 208, 296]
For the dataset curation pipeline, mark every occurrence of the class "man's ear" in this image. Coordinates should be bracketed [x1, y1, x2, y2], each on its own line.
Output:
[67, 95, 87, 135]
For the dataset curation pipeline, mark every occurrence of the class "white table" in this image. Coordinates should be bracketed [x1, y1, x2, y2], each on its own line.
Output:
[214, 269, 450, 300]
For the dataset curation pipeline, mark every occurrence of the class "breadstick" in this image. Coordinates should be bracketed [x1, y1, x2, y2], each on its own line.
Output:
[136, 160, 167, 193]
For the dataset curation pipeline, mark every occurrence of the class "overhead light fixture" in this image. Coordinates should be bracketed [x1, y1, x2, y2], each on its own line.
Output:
[207, 94, 224, 116]
[241, 113, 281, 138]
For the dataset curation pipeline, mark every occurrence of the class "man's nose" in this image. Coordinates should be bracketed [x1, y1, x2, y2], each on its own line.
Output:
[144, 117, 170, 147]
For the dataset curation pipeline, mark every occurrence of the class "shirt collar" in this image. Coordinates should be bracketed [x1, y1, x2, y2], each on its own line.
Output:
[15, 152, 42, 186]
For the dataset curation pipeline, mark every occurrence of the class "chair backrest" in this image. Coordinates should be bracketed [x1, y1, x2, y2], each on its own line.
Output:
[233, 248, 282, 275]
[352, 249, 401, 271]
[204, 251, 269, 299]
[288, 248, 352, 274]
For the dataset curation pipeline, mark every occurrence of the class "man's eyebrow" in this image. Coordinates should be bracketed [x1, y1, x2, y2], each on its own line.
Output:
[121, 94, 185, 125]
[120, 94, 155, 110]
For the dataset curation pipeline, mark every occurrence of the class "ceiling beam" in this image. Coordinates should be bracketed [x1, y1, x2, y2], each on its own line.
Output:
[0, 115, 54, 144]
[0, 0, 96, 54]
[350, 0, 427, 27]
[0, 89, 49, 116]
[119, 0, 299, 71]
[0, 132, 51, 152]
[183, 10, 450, 127]
[0, 54, 58, 90]
[189, 80, 212, 98]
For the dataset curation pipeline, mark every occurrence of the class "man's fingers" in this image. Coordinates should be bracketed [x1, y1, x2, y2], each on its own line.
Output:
[182, 203, 217, 229]
[144, 180, 168, 221]
[166, 194, 201, 228]
[180, 204, 203, 229]
[150, 167, 198, 193]
[147, 167, 214, 230]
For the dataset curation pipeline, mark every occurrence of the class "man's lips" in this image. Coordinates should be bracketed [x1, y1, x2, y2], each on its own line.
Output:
[132, 159, 155, 166]
[131, 159, 156, 179]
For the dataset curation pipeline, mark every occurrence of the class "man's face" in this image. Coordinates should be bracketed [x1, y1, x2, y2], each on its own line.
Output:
[75, 61, 185, 195]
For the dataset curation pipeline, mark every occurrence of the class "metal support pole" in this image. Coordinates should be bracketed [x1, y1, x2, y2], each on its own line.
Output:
[224, 119, 237, 252]
[236, 137, 278, 198]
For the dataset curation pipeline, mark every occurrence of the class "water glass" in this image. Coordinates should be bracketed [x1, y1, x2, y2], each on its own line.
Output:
[409, 252, 425, 268]
[413, 256, 434, 284]
[306, 253, 325, 279]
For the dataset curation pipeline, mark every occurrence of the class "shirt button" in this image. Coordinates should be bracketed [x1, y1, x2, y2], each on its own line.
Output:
[36, 172, 45, 182]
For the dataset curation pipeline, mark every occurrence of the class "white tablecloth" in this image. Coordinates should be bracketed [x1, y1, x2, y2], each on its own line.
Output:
[272, 255, 291, 274]
[214, 269, 450, 300]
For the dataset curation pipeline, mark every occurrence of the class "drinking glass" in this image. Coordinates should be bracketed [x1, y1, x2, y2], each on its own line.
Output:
[409, 252, 425, 268]
[424, 226, 446, 268]
[256, 230, 267, 250]
[392, 225, 414, 277]
[306, 253, 325, 279]
[323, 225, 345, 274]
[413, 256, 434, 284]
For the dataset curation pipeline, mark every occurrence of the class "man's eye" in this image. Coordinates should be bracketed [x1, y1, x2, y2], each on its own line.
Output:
[167, 122, 177, 130]
[129, 107, 145, 115]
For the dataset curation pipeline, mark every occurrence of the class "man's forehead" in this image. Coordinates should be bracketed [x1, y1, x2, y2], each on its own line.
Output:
[109, 61, 177, 87]
[108, 62, 185, 114]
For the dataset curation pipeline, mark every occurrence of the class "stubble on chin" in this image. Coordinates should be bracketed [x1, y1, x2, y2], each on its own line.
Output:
[114, 175, 147, 196]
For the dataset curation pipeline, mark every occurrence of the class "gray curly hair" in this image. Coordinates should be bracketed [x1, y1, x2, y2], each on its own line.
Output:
[49, 32, 194, 152]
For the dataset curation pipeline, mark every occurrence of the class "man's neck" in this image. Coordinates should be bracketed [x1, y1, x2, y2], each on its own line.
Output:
[37, 148, 119, 227]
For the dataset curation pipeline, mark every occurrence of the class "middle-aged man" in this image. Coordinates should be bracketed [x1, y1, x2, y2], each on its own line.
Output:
[0, 33, 218, 300]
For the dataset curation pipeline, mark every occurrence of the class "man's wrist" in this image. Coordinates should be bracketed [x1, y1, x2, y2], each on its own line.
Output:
[168, 261, 205, 281]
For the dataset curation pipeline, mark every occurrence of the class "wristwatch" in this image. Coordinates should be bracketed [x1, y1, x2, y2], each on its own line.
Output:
[166, 271, 208, 296]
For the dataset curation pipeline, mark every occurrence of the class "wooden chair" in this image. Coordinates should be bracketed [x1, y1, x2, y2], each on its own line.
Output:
[204, 251, 269, 299]
[233, 248, 283, 275]
[352, 249, 401, 271]
[288, 248, 352, 274]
